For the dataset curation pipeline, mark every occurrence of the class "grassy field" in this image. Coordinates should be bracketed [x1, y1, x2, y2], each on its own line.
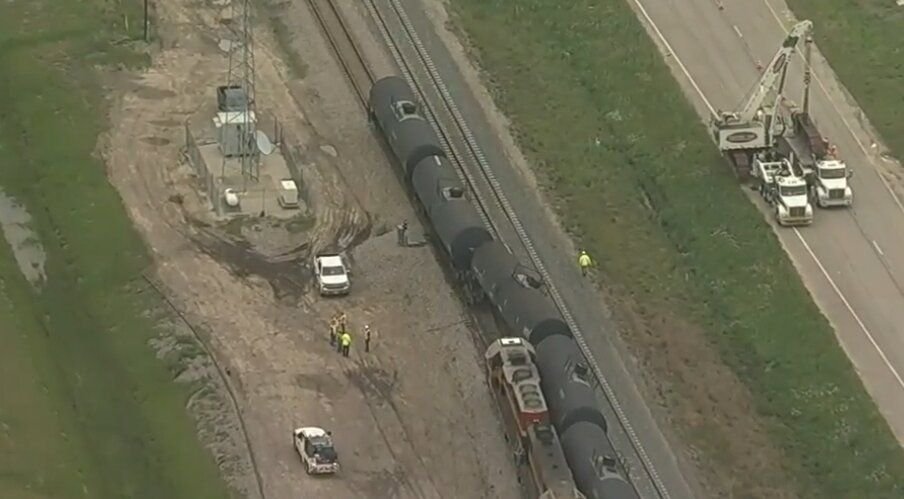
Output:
[785, 0, 904, 160]
[450, 0, 904, 497]
[0, 1, 232, 498]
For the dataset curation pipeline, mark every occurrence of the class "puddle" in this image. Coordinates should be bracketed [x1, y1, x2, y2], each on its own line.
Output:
[0, 189, 47, 287]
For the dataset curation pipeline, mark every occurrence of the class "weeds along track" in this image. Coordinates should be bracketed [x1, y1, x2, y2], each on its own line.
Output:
[306, 0, 376, 105]
[309, 0, 672, 497]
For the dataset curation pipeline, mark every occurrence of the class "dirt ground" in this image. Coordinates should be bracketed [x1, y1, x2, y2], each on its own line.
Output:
[100, 0, 521, 497]
[414, 1, 798, 497]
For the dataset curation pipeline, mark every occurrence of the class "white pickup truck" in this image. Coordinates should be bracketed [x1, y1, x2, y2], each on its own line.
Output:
[293, 427, 339, 475]
[312, 253, 351, 296]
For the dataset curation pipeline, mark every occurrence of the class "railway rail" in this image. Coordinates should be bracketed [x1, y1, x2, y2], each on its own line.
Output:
[306, 0, 375, 105]
[307, 1, 674, 497]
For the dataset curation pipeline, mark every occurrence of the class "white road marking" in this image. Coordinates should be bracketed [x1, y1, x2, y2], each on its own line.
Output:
[759, 0, 904, 217]
[873, 240, 885, 256]
[795, 229, 904, 389]
[627, 0, 904, 393]
[628, 0, 716, 116]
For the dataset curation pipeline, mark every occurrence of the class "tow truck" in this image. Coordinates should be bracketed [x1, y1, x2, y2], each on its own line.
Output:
[312, 252, 351, 296]
[753, 154, 814, 226]
[293, 427, 339, 475]
[774, 33, 854, 208]
[711, 20, 812, 178]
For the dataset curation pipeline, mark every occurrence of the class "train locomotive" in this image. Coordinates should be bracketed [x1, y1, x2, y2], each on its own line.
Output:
[369, 76, 639, 499]
[485, 337, 585, 499]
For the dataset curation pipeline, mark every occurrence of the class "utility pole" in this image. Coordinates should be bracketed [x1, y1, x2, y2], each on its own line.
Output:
[220, 0, 260, 185]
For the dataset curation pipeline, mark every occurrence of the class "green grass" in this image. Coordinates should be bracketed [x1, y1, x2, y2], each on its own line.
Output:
[784, 0, 904, 160]
[450, 0, 904, 497]
[0, 1, 232, 498]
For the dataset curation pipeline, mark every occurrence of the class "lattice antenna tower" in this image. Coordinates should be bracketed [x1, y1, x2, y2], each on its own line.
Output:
[221, 0, 259, 183]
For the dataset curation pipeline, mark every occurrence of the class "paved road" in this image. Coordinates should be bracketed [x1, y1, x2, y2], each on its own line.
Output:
[628, 0, 904, 442]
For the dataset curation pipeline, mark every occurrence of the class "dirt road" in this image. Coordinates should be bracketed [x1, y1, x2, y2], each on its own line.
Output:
[100, 0, 521, 497]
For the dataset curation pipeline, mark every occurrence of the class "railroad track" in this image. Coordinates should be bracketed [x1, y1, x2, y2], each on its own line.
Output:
[308, 1, 673, 498]
[307, 0, 508, 247]
[306, 0, 375, 106]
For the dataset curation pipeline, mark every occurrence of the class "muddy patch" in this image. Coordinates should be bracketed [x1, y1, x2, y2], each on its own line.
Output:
[135, 85, 178, 100]
[352, 467, 407, 498]
[182, 204, 373, 301]
[347, 365, 400, 403]
[149, 119, 183, 128]
[190, 225, 310, 300]
[295, 372, 346, 399]
[0, 189, 47, 288]
[141, 136, 173, 146]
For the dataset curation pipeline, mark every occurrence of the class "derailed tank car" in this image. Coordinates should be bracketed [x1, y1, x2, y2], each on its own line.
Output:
[429, 199, 492, 270]
[371, 76, 490, 271]
[535, 334, 608, 434]
[369, 76, 444, 174]
[471, 240, 520, 301]
[369, 75, 636, 499]
[410, 155, 465, 214]
[561, 421, 640, 499]
[495, 280, 572, 346]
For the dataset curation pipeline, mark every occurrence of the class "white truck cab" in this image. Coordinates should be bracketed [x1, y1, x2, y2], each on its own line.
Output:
[293, 427, 339, 475]
[772, 175, 814, 226]
[313, 253, 350, 296]
[754, 157, 814, 227]
[812, 159, 853, 208]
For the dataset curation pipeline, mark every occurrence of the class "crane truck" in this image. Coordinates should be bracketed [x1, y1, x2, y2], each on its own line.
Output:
[711, 20, 812, 178]
[774, 34, 854, 208]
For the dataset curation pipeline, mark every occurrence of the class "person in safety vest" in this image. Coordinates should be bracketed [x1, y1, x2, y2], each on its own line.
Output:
[340, 332, 351, 358]
[578, 250, 592, 277]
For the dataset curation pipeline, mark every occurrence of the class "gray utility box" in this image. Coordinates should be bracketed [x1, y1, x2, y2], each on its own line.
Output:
[215, 85, 257, 157]
[217, 85, 249, 112]
[215, 110, 258, 157]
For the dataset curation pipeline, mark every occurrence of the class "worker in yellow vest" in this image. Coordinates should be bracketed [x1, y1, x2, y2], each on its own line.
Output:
[340, 331, 351, 358]
[578, 250, 592, 277]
